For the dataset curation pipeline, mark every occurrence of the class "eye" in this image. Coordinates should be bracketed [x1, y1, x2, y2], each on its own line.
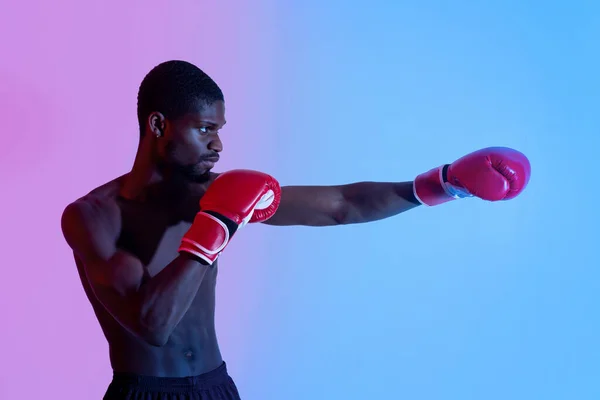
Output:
[199, 126, 211, 135]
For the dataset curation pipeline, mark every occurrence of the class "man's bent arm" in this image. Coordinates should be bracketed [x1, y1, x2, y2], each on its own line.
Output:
[62, 201, 208, 347]
[133, 256, 209, 345]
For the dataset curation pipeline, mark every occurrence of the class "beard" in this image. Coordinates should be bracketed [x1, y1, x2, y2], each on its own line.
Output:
[177, 163, 212, 183]
[157, 148, 213, 184]
[155, 160, 211, 183]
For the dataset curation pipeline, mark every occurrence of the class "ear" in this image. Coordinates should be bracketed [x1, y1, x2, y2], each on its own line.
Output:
[147, 112, 166, 138]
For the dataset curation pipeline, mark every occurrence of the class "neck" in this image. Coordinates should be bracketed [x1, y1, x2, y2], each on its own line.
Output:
[120, 137, 159, 201]
[120, 138, 205, 204]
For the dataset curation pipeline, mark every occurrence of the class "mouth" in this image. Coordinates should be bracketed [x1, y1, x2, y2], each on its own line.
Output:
[198, 156, 219, 169]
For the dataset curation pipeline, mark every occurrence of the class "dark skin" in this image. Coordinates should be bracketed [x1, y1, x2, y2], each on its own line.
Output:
[61, 100, 421, 378]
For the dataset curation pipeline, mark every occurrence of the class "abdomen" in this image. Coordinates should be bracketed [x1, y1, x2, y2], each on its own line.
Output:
[75, 257, 223, 377]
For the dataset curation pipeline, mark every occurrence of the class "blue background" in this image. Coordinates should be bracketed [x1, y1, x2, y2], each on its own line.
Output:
[222, 1, 600, 399]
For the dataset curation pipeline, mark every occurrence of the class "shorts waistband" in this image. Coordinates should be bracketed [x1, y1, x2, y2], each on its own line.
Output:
[110, 362, 230, 392]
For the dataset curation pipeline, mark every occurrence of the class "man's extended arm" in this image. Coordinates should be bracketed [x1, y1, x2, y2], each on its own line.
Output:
[262, 181, 420, 227]
[263, 147, 531, 227]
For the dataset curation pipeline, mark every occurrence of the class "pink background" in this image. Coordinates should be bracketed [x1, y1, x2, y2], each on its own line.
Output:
[0, 0, 277, 397]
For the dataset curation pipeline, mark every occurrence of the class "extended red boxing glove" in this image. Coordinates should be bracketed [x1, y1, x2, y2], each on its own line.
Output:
[179, 169, 281, 265]
[413, 147, 531, 206]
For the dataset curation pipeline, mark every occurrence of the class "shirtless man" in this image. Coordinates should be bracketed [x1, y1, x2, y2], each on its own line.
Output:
[60, 60, 531, 399]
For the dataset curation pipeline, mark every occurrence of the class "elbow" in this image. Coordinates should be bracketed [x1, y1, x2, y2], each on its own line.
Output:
[332, 206, 349, 225]
[118, 319, 171, 347]
[135, 304, 174, 347]
[135, 316, 172, 347]
[333, 196, 356, 225]
[139, 328, 170, 347]
[145, 336, 169, 348]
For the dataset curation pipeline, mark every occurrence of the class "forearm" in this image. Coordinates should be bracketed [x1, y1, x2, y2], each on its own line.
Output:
[136, 255, 209, 345]
[340, 181, 421, 224]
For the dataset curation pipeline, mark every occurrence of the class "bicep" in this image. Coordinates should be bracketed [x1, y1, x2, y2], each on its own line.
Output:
[61, 201, 144, 317]
[263, 185, 349, 226]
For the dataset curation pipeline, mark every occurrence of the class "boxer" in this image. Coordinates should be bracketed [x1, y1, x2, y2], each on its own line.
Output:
[61, 60, 531, 399]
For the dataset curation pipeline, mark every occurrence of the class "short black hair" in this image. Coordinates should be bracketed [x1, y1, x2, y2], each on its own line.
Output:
[137, 60, 224, 137]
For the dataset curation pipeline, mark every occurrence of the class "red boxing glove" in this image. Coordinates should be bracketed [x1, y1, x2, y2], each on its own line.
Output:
[413, 147, 531, 206]
[179, 169, 281, 265]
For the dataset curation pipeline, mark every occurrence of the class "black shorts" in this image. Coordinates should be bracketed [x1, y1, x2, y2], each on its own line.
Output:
[103, 362, 241, 400]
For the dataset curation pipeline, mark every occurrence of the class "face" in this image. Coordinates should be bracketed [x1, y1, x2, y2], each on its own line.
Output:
[149, 100, 226, 183]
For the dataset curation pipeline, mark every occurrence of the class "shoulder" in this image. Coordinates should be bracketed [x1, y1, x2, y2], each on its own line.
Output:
[65, 175, 126, 212]
[87, 174, 127, 199]
[61, 176, 125, 238]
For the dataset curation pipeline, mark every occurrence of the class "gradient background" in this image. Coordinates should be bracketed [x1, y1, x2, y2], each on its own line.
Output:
[1, 0, 598, 399]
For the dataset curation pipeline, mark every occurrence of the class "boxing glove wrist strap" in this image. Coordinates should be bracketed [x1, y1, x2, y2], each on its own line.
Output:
[414, 165, 473, 206]
[178, 211, 239, 266]
[441, 165, 472, 199]
[203, 210, 239, 237]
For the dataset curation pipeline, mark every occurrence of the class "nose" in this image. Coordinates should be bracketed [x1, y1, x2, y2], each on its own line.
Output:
[208, 134, 223, 153]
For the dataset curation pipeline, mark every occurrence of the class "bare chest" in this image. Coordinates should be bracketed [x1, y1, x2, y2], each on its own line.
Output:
[116, 204, 218, 296]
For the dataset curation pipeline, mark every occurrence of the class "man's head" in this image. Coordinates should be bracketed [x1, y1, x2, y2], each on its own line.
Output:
[137, 60, 226, 183]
